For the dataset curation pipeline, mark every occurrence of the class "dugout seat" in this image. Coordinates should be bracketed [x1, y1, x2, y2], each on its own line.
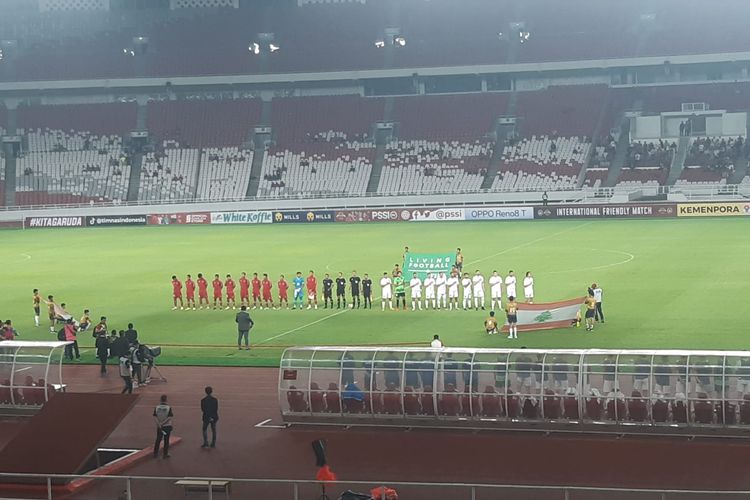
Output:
[693, 393, 714, 424]
[366, 391, 383, 414]
[505, 389, 520, 418]
[309, 382, 326, 413]
[740, 395, 750, 425]
[606, 396, 626, 421]
[585, 397, 602, 420]
[460, 386, 480, 417]
[438, 384, 460, 416]
[672, 400, 688, 423]
[22, 376, 45, 406]
[481, 386, 502, 417]
[0, 380, 12, 405]
[420, 386, 435, 415]
[382, 383, 402, 415]
[628, 391, 648, 422]
[286, 385, 309, 413]
[652, 399, 669, 422]
[563, 395, 579, 419]
[542, 389, 561, 419]
[403, 386, 421, 415]
[325, 383, 341, 413]
[343, 397, 365, 414]
[718, 401, 737, 425]
[522, 397, 539, 419]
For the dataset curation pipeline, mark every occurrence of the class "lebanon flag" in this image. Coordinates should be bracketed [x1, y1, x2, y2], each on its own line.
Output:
[502, 297, 586, 332]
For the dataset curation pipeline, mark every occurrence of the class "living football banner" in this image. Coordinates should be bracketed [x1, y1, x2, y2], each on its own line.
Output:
[403, 253, 455, 279]
[502, 297, 586, 332]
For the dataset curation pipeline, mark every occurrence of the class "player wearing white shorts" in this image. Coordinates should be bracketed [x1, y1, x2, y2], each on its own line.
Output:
[380, 272, 393, 311]
[504, 270, 517, 300]
[435, 272, 448, 310]
[409, 273, 422, 311]
[446, 272, 460, 311]
[461, 273, 472, 310]
[523, 271, 534, 304]
[423, 273, 436, 309]
[472, 270, 485, 310]
[489, 271, 503, 311]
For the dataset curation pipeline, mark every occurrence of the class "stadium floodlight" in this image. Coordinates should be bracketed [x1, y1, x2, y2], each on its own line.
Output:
[123, 48, 135, 57]
[374, 39, 385, 49]
[269, 43, 280, 53]
[519, 30, 531, 43]
[394, 36, 406, 47]
[0, 48, 3, 62]
[248, 42, 261, 55]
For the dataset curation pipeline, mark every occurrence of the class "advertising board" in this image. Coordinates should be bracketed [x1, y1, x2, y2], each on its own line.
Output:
[210, 211, 273, 224]
[677, 202, 750, 217]
[464, 206, 534, 221]
[25, 216, 86, 228]
[272, 210, 335, 223]
[86, 215, 147, 227]
[149, 212, 211, 225]
[535, 204, 676, 219]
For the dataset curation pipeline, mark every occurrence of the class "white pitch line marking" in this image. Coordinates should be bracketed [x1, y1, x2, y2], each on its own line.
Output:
[546, 249, 635, 275]
[254, 418, 288, 429]
[20, 254, 32, 260]
[257, 308, 349, 344]
[466, 221, 594, 266]
[14, 366, 32, 373]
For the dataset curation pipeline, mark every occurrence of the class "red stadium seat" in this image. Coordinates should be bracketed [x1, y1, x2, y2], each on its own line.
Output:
[325, 383, 341, 413]
[382, 384, 402, 415]
[563, 395, 579, 420]
[403, 386, 421, 415]
[460, 386, 481, 417]
[718, 401, 737, 425]
[420, 386, 435, 415]
[542, 390, 561, 419]
[286, 386, 308, 413]
[652, 400, 669, 423]
[740, 395, 750, 425]
[505, 390, 520, 419]
[522, 397, 539, 419]
[0, 380, 12, 405]
[606, 396, 626, 421]
[672, 401, 688, 423]
[585, 398, 602, 420]
[309, 382, 325, 413]
[628, 391, 647, 422]
[343, 397, 365, 414]
[481, 386, 502, 418]
[366, 392, 383, 414]
[693, 393, 714, 424]
[438, 384, 460, 416]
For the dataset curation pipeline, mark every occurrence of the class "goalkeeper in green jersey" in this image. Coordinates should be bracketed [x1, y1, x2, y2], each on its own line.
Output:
[393, 272, 407, 311]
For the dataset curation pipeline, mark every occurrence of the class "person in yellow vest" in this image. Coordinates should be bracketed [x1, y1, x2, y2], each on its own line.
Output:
[583, 291, 597, 332]
[484, 311, 499, 335]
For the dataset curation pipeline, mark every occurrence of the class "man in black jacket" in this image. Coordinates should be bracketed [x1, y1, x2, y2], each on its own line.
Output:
[201, 386, 219, 448]
[235, 306, 254, 350]
[95, 331, 110, 375]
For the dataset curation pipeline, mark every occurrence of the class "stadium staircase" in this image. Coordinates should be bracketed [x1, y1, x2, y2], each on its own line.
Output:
[604, 118, 632, 187]
[125, 151, 143, 202]
[2, 107, 18, 206]
[365, 96, 393, 193]
[245, 99, 273, 197]
[480, 120, 514, 190]
[666, 136, 690, 185]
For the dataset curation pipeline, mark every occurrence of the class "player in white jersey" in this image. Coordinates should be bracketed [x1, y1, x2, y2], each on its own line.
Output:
[380, 272, 393, 311]
[446, 272, 460, 310]
[489, 270, 503, 311]
[409, 273, 423, 311]
[523, 271, 534, 303]
[461, 272, 473, 310]
[435, 272, 448, 309]
[472, 270, 485, 310]
[423, 273, 436, 309]
[505, 270, 517, 300]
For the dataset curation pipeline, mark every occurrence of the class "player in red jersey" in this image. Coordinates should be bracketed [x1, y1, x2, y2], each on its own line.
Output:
[306, 270, 318, 310]
[261, 273, 273, 309]
[239, 272, 250, 307]
[185, 274, 196, 310]
[225, 274, 236, 310]
[212, 274, 224, 310]
[278, 275, 289, 309]
[251, 273, 262, 309]
[197, 273, 209, 309]
[171, 275, 183, 310]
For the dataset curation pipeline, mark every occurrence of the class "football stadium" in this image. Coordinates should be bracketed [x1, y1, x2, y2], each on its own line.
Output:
[0, 0, 750, 498]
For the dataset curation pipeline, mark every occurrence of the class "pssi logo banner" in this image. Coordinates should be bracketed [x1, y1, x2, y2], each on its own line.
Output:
[25, 216, 85, 228]
[410, 208, 465, 222]
[465, 207, 534, 221]
[677, 203, 750, 217]
[403, 253, 455, 279]
[210, 211, 273, 224]
[272, 210, 335, 223]
[149, 212, 211, 225]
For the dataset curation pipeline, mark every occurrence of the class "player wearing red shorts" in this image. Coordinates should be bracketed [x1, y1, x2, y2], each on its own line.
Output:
[212, 274, 224, 310]
[278, 275, 289, 309]
[306, 270, 318, 310]
[197, 273, 209, 309]
[251, 273, 262, 309]
[171, 275, 183, 310]
[185, 274, 196, 310]
[239, 272, 250, 307]
[261, 273, 273, 309]
[225, 274, 236, 310]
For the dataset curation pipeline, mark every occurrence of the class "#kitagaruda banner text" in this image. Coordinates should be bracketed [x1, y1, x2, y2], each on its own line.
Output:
[502, 297, 586, 332]
[403, 253, 454, 279]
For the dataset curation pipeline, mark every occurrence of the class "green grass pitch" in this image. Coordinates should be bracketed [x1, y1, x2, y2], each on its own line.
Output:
[1, 218, 748, 367]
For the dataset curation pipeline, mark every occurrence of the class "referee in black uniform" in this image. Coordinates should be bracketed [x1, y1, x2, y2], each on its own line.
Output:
[322, 274, 333, 309]
[362, 274, 372, 309]
[349, 271, 361, 309]
[335, 272, 347, 309]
